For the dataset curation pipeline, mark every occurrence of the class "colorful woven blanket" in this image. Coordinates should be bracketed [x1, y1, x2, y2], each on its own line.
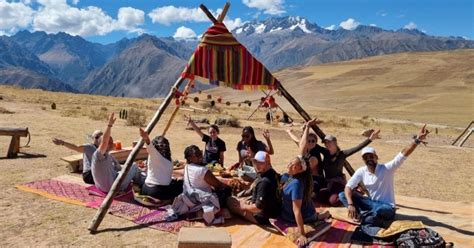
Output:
[182, 23, 279, 91]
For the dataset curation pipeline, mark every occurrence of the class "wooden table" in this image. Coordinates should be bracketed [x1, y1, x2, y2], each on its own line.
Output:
[61, 146, 148, 172]
[0, 127, 29, 158]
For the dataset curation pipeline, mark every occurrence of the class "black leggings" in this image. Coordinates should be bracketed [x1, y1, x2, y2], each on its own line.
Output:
[141, 179, 183, 200]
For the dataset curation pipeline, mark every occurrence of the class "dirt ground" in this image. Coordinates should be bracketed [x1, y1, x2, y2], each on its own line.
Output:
[0, 85, 473, 246]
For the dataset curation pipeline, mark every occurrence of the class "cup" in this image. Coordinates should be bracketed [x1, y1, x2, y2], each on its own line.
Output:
[115, 140, 122, 150]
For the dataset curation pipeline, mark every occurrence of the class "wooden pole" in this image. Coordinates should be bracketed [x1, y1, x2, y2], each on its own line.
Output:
[200, 4, 218, 24]
[162, 79, 194, 136]
[88, 76, 186, 233]
[459, 129, 473, 147]
[451, 121, 473, 145]
[217, 2, 230, 23]
[277, 82, 368, 194]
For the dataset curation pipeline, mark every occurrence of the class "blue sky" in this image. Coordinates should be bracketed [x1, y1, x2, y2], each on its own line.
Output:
[0, 0, 472, 44]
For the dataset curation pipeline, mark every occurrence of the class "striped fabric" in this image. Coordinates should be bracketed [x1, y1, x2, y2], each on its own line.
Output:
[182, 23, 279, 91]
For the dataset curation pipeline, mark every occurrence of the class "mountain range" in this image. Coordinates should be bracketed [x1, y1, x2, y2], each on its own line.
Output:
[0, 16, 472, 97]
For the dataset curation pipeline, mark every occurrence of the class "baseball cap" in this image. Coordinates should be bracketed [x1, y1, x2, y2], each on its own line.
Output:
[361, 147, 376, 156]
[324, 135, 337, 142]
[254, 151, 268, 162]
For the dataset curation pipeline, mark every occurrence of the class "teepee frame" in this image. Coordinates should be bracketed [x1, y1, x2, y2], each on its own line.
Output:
[88, 2, 362, 232]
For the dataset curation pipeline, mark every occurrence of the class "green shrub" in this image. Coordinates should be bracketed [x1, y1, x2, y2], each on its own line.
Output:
[126, 108, 147, 127]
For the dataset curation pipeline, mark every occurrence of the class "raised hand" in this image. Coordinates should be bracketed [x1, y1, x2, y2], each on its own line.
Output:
[417, 124, 430, 141]
[52, 138, 63, 145]
[307, 118, 323, 127]
[107, 112, 116, 127]
[369, 129, 381, 141]
[139, 128, 151, 145]
[262, 129, 271, 140]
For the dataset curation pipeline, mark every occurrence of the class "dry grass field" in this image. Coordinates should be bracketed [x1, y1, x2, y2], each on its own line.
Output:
[0, 50, 473, 246]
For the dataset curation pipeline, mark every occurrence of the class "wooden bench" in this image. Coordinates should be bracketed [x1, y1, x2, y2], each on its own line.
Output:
[61, 146, 149, 172]
[0, 127, 29, 158]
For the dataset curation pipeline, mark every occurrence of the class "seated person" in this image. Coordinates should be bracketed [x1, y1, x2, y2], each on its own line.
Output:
[280, 121, 330, 246]
[138, 128, 183, 201]
[230, 126, 274, 170]
[91, 113, 141, 193]
[52, 130, 103, 184]
[339, 125, 430, 227]
[227, 151, 281, 225]
[287, 120, 327, 196]
[307, 119, 380, 206]
[168, 145, 231, 224]
[185, 115, 226, 165]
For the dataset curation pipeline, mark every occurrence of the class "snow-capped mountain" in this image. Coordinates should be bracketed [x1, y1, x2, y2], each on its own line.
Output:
[234, 16, 323, 35]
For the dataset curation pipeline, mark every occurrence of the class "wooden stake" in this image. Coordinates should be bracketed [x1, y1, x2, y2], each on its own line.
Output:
[452, 121, 473, 145]
[88, 77, 186, 233]
[217, 2, 230, 23]
[459, 129, 473, 147]
[162, 79, 194, 136]
[200, 4, 218, 24]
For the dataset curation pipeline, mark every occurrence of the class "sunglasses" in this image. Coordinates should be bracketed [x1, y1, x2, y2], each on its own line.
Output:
[241, 134, 250, 138]
[308, 140, 316, 143]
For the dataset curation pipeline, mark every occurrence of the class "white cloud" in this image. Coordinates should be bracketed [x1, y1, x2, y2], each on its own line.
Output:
[403, 22, 417, 30]
[339, 18, 360, 30]
[0, 0, 34, 32]
[324, 24, 336, 30]
[173, 26, 197, 40]
[369, 24, 377, 27]
[224, 17, 246, 31]
[148, 6, 211, 25]
[71, 0, 79, 5]
[243, 0, 285, 15]
[31, 0, 144, 36]
[117, 7, 145, 31]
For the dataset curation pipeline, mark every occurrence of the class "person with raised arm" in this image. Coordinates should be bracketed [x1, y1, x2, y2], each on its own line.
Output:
[138, 128, 183, 201]
[339, 124, 430, 228]
[52, 130, 103, 184]
[91, 113, 141, 192]
[185, 115, 226, 166]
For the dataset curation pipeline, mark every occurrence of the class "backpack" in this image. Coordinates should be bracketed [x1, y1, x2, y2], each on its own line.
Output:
[396, 228, 446, 248]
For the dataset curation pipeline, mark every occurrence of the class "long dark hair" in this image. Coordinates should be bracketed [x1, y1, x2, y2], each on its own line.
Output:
[293, 157, 313, 203]
[242, 126, 259, 151]
[151, 136, 171, 161]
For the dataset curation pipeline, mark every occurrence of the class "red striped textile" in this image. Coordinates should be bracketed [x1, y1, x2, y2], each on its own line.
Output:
[182, 23, 279, 91]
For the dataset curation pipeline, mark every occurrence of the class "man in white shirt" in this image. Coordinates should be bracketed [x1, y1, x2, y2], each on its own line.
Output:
[339, 124, 430, 227]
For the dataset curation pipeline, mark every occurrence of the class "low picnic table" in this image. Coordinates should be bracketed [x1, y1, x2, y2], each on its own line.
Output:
[0, 127, 29, 158]
[61, 146, 149, 172]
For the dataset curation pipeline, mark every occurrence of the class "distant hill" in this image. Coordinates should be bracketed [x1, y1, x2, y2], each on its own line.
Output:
[83, 35, 191, 97]
[206, 49, 474, 127]
[0, 16, 473, 97]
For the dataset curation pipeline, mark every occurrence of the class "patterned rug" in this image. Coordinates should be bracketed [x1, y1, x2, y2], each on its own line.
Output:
[16, 179, 196, 233]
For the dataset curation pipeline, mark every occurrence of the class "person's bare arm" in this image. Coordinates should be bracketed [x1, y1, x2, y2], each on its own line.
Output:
[262, 129, 274, 155]
[185, 115, 204, 139]
[139, 128, 151, 145]
[292, 199, 308, 245]
[98, 113, 116, 155]
[204, 170, 228, 189]
[299, 123, 310, 156]
[52, 138, 85, 153]
[401, 124, 430, 157]
[219, 151, 225, 165]
[286, 129, 300, 146]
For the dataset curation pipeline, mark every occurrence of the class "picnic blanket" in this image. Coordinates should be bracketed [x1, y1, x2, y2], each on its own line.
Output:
[16, 178, 197, 233]
[17, 177, 465, 247]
